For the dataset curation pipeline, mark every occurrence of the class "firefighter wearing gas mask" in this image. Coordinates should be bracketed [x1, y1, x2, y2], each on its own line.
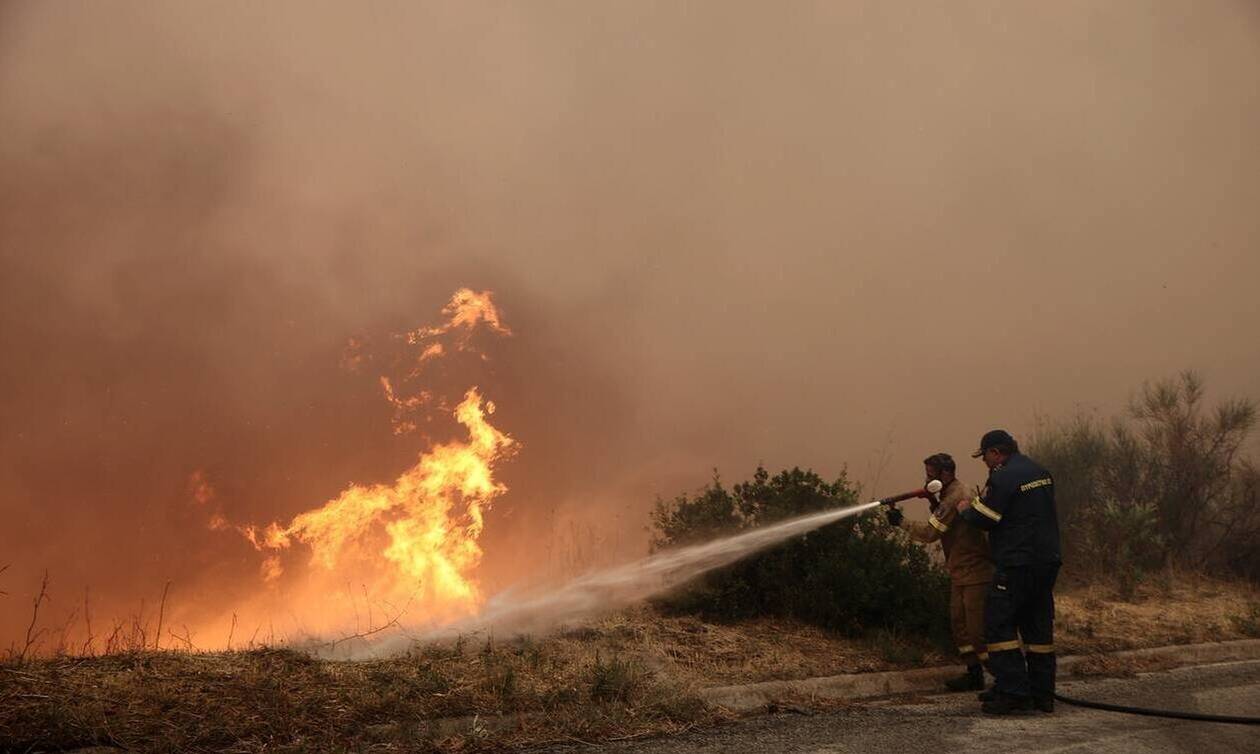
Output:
[885, 452, 993, 691]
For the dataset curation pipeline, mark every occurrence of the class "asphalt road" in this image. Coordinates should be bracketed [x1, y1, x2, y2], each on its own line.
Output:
[535, 660, 1260, 753]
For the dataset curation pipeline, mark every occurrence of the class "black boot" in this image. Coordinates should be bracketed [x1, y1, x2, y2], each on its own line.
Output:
[1033, 695, 1054, 713]
[945, 664, 984, 692]
[981, 693, 1034, 716]
[977, 686, 997, 702]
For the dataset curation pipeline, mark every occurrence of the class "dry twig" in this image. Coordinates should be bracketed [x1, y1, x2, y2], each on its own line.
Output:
[154, 581, 172, 651]
[18, 570, 50, 662]
[82, 587, 95, 656]
[325, 611, 404, 650]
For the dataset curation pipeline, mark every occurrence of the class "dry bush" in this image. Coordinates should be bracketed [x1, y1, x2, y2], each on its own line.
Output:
[1230, 603, 1260, 637]
[589, 654, 644, 702]
[1032, 371, 1260, 585]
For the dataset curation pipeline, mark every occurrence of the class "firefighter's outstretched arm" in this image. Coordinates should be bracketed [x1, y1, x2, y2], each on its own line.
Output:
[901, 515, 943, 544]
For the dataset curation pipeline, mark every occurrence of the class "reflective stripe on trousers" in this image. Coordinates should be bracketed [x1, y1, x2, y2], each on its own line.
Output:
[983, 563, 1060, 699]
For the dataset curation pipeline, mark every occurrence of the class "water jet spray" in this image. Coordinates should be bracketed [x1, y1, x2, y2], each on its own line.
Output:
[349, 483, 946, 657]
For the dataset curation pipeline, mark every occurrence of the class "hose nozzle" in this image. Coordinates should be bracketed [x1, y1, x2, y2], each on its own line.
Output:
[877, 479, 943, 506]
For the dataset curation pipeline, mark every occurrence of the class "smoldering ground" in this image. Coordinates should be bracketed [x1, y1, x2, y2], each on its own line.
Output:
[2, 2, 1259, 649]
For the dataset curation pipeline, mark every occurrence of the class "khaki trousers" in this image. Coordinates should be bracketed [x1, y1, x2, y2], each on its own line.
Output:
[951, 581, 988, 668]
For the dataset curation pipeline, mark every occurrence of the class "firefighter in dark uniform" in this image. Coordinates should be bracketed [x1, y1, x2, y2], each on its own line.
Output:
[958, 429, 1062, 715]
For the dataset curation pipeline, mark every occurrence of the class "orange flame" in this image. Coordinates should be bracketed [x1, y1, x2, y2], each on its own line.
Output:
[232, 289, 515, 631]
[406, 288, 511, 345]
[379, 287, 511, 433]
[249, 388, 513, 613]
[380, 376, 431, 435]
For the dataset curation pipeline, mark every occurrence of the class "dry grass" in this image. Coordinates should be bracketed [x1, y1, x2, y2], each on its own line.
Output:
[0, 640, 722, 753]
[1056, 570, 1260, 654]
[1067, 651, 1180, 678]
[3, 573, 1256, 752]
[565, 608, 942, 687]
[0, 608, 935, 753]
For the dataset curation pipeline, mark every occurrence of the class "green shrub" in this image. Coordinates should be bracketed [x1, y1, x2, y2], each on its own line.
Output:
[1031, 371, 1260, 581]
[1076, 499, 1166, 599]
[650, 466, 950, 645]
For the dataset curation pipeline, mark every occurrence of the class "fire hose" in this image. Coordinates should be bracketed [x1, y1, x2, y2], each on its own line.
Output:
[876, 479, 943, 508]
[874, 480, 1260, 726]
[1051, 692, 1260, 725]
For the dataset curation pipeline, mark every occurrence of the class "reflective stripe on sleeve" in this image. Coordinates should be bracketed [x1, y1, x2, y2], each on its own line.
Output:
[928, 516, 949, 533]
[972, 498, 1003, 522]
[957, 645, 974, 655]
[987, 639, 1022, 652]
[1026, 644, 1055, 654]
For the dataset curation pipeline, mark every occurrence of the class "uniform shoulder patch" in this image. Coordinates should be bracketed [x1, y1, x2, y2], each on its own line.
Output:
[1019, 478, 1053, 492]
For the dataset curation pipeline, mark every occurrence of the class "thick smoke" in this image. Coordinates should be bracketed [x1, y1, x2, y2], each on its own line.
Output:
[2, 2, 1259, 648]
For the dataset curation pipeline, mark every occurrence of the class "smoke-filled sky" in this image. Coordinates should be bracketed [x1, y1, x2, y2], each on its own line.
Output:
[2, 2, 1259, 646]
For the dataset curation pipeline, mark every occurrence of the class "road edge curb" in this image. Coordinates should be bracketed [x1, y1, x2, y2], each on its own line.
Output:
[699, 638, 1260, 712]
